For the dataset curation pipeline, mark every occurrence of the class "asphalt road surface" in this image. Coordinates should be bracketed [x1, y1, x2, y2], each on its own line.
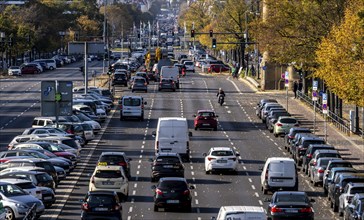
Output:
[0, 64, 339, 220]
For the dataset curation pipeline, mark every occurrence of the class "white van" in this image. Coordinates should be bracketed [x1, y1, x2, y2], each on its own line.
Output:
[214, 206, 266, 220]
[260, 157, 298, 194]
[119, 96, 146, 121]
[152, 117, 192, 161]
[34, 59, 56, 70]
[160, 66, 180, 88]
[32, 116, 68, 128]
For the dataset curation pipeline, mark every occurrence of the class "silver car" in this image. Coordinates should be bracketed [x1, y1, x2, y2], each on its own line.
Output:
[338, 183, 364, 216]
[0, 181, 45, 219]
[309, 157, 337, 186]
[131, 77, 148, 93]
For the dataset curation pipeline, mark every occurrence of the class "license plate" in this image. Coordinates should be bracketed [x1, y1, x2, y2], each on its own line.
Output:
[163, 165, 173, 168]
[102, 181, 114, 185]
[161, 149, 171, 152]
[43, 196, 52, 200]
[285, 209, 298, 213]
[202, 124, 210, 126]
[271, 178, 283, 182]
[166, 200, 179, 204]
[217, 160, 227, 163]
[95, 207, 108, 211]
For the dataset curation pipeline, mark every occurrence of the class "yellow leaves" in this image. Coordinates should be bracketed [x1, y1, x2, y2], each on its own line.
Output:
[76, 15, 99, 35]
[315, 2, 364, 106]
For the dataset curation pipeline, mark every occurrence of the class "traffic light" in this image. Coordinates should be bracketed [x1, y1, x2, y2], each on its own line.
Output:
[209, 30, 213, 38]
[191, 29, 195, 38]
[212, 38, 217, 48]
[107, 65, 113, 75]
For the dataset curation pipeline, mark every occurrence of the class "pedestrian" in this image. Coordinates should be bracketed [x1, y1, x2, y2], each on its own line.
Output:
[293, 81, 298, 99]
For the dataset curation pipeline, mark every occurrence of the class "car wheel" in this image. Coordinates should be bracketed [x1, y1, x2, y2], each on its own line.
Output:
[145, 90, 147, 93]
[154, 205, 158, 212]
[194, 126, 197, 131]
[205, 170, 209, 174]
[184, 204, 192, 212]
[5, 207, 14, 220]
[50, 66, 54, 70]
[151, 177, 156, 182]
[173, 89, 176, 92]
[274, 133, 278, 137]
[333, 200, 338, 212]
[213, 127, 217, 131]
[34, 70, 38, 74]
[263, 188, 268, 195]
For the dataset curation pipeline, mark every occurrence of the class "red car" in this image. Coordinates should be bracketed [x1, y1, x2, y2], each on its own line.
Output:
[21, 64, 40, 74]
[208, 64, 230, 73]
[193, 110, 218, 131]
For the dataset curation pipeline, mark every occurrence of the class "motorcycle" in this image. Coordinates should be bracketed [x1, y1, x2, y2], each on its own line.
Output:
[218, 94, 225, 106]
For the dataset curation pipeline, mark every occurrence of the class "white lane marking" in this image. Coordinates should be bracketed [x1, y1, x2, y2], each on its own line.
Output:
[129, 206, 133, 213]
[251, 185, 256, 190]
[195, 199, 199, 205]
[132, 190, 136, 195]
[191, 171, 195, 176]
[134, 183, 137, 188]
[255, 192, 259, 197]
[248, 178, 252, 183]
[226, 76, 243, 94]
[259, 200, 263, 205]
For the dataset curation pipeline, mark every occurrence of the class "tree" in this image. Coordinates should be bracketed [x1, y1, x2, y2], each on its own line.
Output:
[314, 1, 364, 106]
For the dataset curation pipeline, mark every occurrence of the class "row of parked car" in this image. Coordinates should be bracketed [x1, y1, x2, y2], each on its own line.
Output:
[255, 98, 364, 220]
[0, 86, 114, 220]
[7, 54, 80, 76]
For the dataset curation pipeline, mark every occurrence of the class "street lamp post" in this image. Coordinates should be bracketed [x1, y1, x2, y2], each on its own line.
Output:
[0, 32, 6, 71]
[58, 31, 65, 54]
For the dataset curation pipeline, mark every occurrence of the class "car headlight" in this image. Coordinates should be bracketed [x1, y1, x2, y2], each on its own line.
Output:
[16, 203, 28, 209]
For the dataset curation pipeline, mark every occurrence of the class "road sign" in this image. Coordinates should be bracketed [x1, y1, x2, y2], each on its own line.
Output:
[313, 80, 318, 91]
[312, 91, 318, 101]
[41, 80, 73, 116]
[284, 71, 289, 87]
[322, 93, 327, 104]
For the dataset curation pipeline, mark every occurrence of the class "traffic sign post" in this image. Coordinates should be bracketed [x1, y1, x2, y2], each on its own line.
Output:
[312, 80, 319, 134]
[322, 93, 328, 141]
[284, 71, 289, 112]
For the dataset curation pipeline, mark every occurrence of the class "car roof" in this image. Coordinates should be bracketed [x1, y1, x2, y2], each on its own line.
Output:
[331, 167, 356, 172]
[339, 173, 364, 178]
[0, 178, 33, 184]
[95, 166, 123, 171]
[290, 127, 311, 132]
[100, 152, 126, 156]
[35, 136, 72, 141]
[0, 170, 46, 175]
[87, 191, 117, 196]
[122, 96, 143, 99]
[197, 110, 215, 113]
[220, 206, 265, 213]
[317, 157, 340, 162]
[353, 193, 364, 199]
[267, 157, 294, 163]
[5, 158, 47, 163]
[278, 116, 296, 120]
[274, 191, 307, 196]
[301, 136, 325, 141]
[211, 147, 233, 151]
[314, 149, 339, 154]
[308, 144, 334, 148]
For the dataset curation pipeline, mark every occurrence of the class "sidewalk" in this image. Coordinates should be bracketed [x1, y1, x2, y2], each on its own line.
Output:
[243, 77, 364, 171]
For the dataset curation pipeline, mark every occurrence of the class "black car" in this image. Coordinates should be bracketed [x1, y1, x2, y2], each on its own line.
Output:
[97, 152, 131, 178]
[265, 191, 315, 220]
[81, 191, 122, 220]
[293, 136, 326, 166]
[152, 177, 194, 212]
[150, 153, 184, 182]
[112, 72, 128, 86]
[302, 144, 335, 174]
[284, 127, 311, 151]
[0, 170, 56, 190]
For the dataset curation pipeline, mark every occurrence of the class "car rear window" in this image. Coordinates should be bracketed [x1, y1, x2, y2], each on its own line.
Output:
[280, 118, 297, 123]
[36, 173, 53, 182]
[185, 62, 193, 65]
[87, 195, 116, 207]
[275, 194, 308, 203]
[95, 170, 122, 178]
[303, 140, 325, 147]
[156, 156, 180, 163]
[115, 74, 126, 78]
[123, 98, 141, 106]
[15, 182, 36, 189]
[35, 162, 54, 171]
[134, 79, 145, 83]
[211, 151, 233, 156]
[99, 155, 126, 163]
[330, 163, 352, 168]
[62, 139, 78, 148]
[101, 90, 111, 96]
[349, 187, 364, 194]
[81, 124, 93, 131]
[159, 180, 187, 189]
[318, 153, 340, 159]
[199, 112, 215, 117]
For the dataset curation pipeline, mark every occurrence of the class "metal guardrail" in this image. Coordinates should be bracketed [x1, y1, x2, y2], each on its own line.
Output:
[297, 91, 351, 136]
[23, 203, 36, 220]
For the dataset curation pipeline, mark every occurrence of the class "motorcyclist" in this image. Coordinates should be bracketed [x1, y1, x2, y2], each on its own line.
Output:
[216, 88, 225, 97]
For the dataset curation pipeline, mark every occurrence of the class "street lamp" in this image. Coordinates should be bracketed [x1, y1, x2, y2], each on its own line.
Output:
[0, 32, 13, 70]
[58, 31, 65, 54]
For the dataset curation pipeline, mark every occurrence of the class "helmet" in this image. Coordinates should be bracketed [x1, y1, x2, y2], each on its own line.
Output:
[219, 88, 222, 91]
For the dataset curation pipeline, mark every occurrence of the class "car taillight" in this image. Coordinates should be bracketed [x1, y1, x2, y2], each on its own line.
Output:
[339, 187, 344, 193]
[183, 190, 190, 195]
[118, 162, 127, 166]
[156, 188, 163, 195]
[81, 203, 89, 211]
[276, 123, 282, 127]
[0, 159, 9, 163]
[307, 154, 312, 158]
[288, 135, 293, 139]
[312, 161, 317, 166]
[66, 129, 74, 134]
[318, 168, 325, 173]
[299, 207, 312, 213]
[207, 157, 215, 161]
[172, 81, 175, 84]
[119, 105, 123, 110]
[144, 83, 147, 86]
[271, 206, 283, 213]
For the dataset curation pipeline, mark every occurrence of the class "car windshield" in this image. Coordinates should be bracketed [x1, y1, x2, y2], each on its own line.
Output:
[36, 173, 53, 182]
[61, 139, 78, 149]
[0, 184, 27, 197]
[211, 150, 234, 156]
[275, 194, 308, 203]
[87, 195, 116, 207]
[199, 112, 215, 117]
[28, 151, 49, 159]
[16, 182, 36, 189]
[159, 180, 187, 190]
[99, 155, 125, 163]
[75, 113, 92, 121]
[95, 170, 123, 178]
[123, 98, 141, 106]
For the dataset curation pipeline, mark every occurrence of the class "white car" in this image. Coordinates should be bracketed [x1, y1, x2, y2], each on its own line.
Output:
[204, 147, 239, 174]
[338, 182, 364, 215]
[8, 66, 22, 76]
[89, 165, 129, 200]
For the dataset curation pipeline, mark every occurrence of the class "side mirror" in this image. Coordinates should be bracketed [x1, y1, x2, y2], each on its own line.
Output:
[203, 153, 207, 157]
[215, 115, 219, 118]
[263, 197, 271, 202]
[193, 114, 196, 117]
[189, 185, 195, 190]
[144, 102, 147, 105]
[151, 185, 156, 190]
[128, 158, 132, 161]
[259, 166, 263, 171]
[310, 199, 316, 203]
[325, 174, 329, 177]
[189, 131, 192, 137]
[236, 153, 240, 157]
[152, 131, 156, 137]
[118, 100, 122, 105]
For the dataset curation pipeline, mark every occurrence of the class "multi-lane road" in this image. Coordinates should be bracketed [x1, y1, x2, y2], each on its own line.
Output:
[0, 61, 340, 220]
